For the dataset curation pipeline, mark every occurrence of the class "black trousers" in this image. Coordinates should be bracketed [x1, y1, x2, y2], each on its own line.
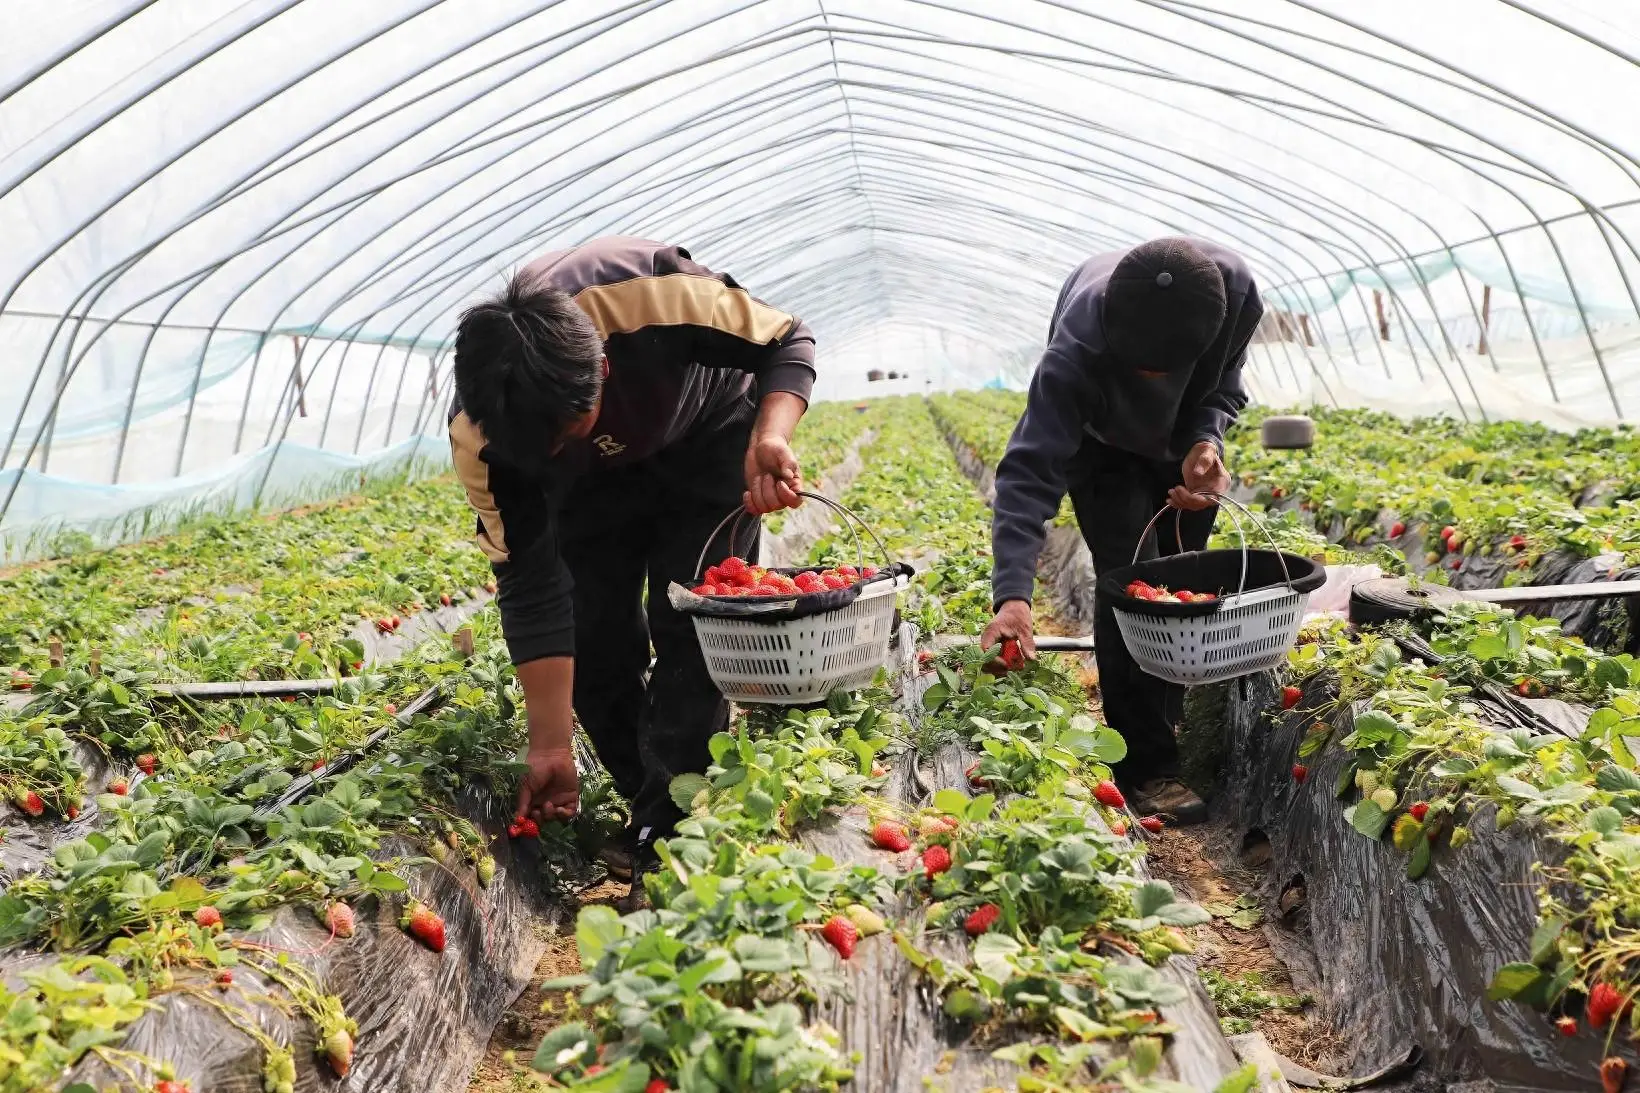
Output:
[559, 413, 757, 842]
[1066, 439, 1217, 786]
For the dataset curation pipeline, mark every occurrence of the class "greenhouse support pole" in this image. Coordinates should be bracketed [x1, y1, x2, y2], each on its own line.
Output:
[1478, 285, 1491, 357]
[1374, 289, 1389, 341]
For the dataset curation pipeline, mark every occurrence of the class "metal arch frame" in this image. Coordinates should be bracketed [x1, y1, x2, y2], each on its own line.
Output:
[1, 0, 687, 475]
[818, 13, 1601, 412]
[4, 1, 1640, 524]
[3, 0, 795, 493]
[3, 10, 1613, 449]
[21, 0, 716, 479]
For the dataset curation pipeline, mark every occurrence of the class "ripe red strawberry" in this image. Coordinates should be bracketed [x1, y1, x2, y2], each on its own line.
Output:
[1390, 522, 1406, 538]
[999, 638, 1025, 672]
[1441, 525, 1457, 541]
[327, 902, 356, 939]
[646, 1081, 670, 1093]
[155, 1081, 190, 1093]
[922, 845, 953, 878]
[440, 593, 453, 606]
[963, 903, 1000, 936]
[484, 580, 498, 594]
[1409, 801, 1429, 822]
[1291, 763, 1309, 784]
[1588, 982, 1623, 1029]
[1139, 816, 1165, 833]
[691, 584, 716, 595]
[1281, 685, 1302, 710]
[862, 566, 878, 578]
[1093, 781, 1126, 808]
[17, 790, 45, 817]
[1510, 534, 1528, 549]
[916, 650, 935, 669]
[297, 632, 312, 643]
[719, 557, 748, 578]
[820, 914, 858, 958]
[324, 1028, 355, 1077]
[1556, 1015, 1578, 1037]
[384, 703, 397, 716]
[66, 805, 79, 820]
[405, 903, 446, 952]
[1270, 486, 1286, 500]
[107, 778, 129, 796]
[1110, 820, 1128, 837]
[10, 670, 32, 691]
[215, 969, 233, 989]
[312, 758, 327, 771]
[390, 615, 402, 630]
[512, 817, 539, 838]
[352, 660, 364, 671]
[376, 618, 392, 634]
[194, 905, 223, 930]
[136, 753, 157, 776]
[871, 821, 911, 852]
[823, 573, 849, 590]
[965, 762, 990, 789]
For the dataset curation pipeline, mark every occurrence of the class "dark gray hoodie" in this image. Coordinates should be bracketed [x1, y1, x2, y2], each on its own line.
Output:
[990, 240, 1263, 608]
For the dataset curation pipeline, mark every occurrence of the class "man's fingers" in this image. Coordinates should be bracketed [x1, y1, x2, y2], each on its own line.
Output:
[515, 783, 534, 823]
[774, 478, 801, 509]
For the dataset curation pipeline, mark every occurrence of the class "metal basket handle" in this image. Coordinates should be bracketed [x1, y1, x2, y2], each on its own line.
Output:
[1130, 492, 1295, 600]
[692, 490, 895, 581]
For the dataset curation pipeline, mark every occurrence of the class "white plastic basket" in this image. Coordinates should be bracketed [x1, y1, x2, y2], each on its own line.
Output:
[1110, 496, 1319, 686]
[682, 493, 911, 705]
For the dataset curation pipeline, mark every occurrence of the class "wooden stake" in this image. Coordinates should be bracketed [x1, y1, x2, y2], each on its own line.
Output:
[89, 647, 101, 677]
[453, 627, 475, 659]
[1374, 289, 1390, 341]
[1477, 284, 1492, 355]
[48, 638, 63, 668]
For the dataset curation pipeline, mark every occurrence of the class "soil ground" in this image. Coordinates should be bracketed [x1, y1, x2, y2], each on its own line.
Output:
[1056, 641, 1344, 1076]
[466, 880, 626, 1093]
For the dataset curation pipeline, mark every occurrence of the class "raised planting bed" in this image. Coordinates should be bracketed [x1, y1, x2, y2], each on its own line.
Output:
[1188, 600, 1640, 1092]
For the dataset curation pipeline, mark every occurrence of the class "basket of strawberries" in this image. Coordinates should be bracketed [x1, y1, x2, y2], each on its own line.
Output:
[668, 492, 913, 704]
[1099, 496, 1326, 686]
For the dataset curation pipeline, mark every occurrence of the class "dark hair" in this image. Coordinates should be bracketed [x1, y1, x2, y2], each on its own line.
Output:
[1102, 238, 1228, 373]
[453, 269, 604, 468]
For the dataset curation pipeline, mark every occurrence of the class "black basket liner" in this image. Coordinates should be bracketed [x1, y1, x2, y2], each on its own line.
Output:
[1099, 549, 1326, 618]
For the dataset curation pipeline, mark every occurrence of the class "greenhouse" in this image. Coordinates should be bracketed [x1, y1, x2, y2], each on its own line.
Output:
[6, 3, 1640, 1092]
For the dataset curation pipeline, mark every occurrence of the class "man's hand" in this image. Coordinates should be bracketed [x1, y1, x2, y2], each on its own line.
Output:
[517, 746, 580, 825]
[744, 434, 803, 514]
[1169, 440, 1229, 512]
[981, 599, 1037, 660]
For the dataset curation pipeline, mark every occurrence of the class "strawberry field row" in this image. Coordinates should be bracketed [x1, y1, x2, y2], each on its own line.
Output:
[531, 397, 1263, 1093]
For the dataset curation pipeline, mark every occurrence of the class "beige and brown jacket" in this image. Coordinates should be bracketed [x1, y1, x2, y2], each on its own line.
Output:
[448, 237, 815, 664]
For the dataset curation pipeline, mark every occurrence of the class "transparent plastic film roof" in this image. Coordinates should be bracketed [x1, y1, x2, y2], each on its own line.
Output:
[3, 1, 1640, 555]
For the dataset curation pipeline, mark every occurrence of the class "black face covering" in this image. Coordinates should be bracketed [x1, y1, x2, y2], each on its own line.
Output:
[1083, 356, 1195, 462]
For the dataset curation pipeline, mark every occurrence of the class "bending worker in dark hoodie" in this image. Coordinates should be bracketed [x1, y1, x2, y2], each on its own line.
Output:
[448, 238, 813, 889]
[982, 237, 1263, 823]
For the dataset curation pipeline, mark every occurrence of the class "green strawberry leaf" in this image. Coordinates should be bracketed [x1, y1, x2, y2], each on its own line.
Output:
[532, 1021, 592, 1072]
[1406, 836, 1431, 879]
[1349, 800, 1390, 840]
[1486, 962, 1547, 1002]
[668, 773, 710, 811]
[1530, 917, 1566, 965]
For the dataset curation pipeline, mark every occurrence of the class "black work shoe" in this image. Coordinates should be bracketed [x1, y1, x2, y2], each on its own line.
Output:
[597, 843, 635, 881]
[1129, 779, 1208, 826]
[616, 837, 661, 913]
